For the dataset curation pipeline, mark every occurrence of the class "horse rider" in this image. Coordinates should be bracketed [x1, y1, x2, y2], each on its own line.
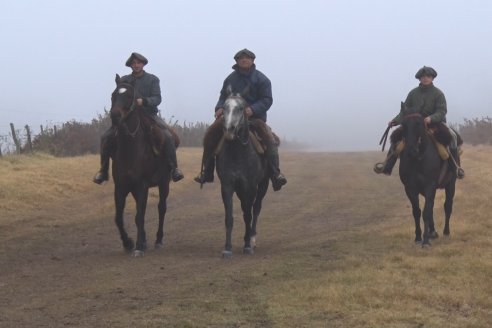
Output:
[93, 52, 184, 184]
[374, 66, 465, 178]
[194, 48, 288, 191]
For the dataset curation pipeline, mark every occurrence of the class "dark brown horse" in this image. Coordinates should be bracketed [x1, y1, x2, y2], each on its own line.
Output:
[110, 74, 172, 257]
[216, 93, 270, 258]
[398, 102, 457, 246]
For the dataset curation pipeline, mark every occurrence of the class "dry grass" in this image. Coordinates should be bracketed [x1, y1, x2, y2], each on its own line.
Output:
[0, 146, 491, 327]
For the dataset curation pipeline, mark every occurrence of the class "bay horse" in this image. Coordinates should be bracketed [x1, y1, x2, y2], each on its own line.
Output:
[398, 102, 457, 246]
[110, 74, 171, 257]
[216, 92, 270, 258]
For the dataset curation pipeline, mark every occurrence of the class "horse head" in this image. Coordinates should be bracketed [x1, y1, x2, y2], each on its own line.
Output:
[400, 101, 426, 159]
[110, 74, 140, 137]
[111, 74, 136, 119]
[223, 89, 249, 142]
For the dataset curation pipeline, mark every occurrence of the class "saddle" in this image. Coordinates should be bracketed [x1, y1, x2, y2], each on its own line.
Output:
[214, 127, 280, 156]
[391, 123, 464, 187]
[391, 122, 461, 160]
[140, 114, 180, 156]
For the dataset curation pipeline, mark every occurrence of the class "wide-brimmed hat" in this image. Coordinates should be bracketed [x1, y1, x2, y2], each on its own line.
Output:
[415, 66, 437, 79]
[125, 52, 148, 67]
[234, 48, 256, 60]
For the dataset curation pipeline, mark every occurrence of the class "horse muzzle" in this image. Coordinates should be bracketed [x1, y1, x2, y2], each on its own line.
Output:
[224, 127, 236, 141]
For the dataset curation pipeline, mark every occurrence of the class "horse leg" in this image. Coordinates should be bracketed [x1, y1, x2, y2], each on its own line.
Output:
[155, 182, 169, 249]
[114, 188, 134, 252]
[443, 179, 456, 236]
[221, 186, 234, 259]
[422, 187, 437, 247]
[405, 187, 422, 243]
[240, 194, 255, 255]
[132, 187, 149, 257]
[251, 179, 269, 248]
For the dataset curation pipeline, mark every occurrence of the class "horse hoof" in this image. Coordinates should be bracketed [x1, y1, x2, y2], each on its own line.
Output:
[443, 230, 450, 237]
[430, 231, 439, 239]
[421, 242, 431, 249]
[250, 236, 257, 249]
[123, 239, 135, 252]
[155, 242, 163, 250]
[243, 247, 254, 255]
[222, 250, 232, 259]
[133, 250, 145, 257]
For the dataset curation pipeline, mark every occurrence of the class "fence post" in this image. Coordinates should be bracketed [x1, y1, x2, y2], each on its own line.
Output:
[40, 125, 44, 135]
[25, 125, 33, 153]
[10, 123, 21, 154]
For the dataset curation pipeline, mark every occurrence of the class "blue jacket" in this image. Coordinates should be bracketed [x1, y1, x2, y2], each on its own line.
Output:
[215, 64, 273, 122]
[121, 71, 162, 115]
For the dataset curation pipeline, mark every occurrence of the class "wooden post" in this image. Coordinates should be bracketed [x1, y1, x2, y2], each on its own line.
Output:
[25, 125, 33, 153]
[10, 123, 21, 154]
[40, 125, 44, 135]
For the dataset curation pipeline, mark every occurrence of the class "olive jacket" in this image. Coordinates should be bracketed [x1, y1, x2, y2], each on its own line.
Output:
[393, 83, 447, 124]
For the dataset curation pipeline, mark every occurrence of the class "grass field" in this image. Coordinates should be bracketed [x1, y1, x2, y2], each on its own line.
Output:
[0, 146, 491, 327]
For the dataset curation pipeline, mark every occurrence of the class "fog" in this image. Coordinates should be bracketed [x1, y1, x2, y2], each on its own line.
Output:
[1, 0, 491, 151]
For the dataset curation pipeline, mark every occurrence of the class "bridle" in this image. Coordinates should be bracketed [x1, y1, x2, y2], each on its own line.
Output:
[402, 112, 426, 155]
[225, 95, 249, 146]
[114, 82, 140, 138]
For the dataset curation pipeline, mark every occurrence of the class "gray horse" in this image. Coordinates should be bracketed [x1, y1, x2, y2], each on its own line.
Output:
[216, 93, 270, 258]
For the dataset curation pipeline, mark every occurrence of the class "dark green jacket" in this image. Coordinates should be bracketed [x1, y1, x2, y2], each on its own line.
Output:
[121, 71, 161, 115]
[393, 83, 447, 124]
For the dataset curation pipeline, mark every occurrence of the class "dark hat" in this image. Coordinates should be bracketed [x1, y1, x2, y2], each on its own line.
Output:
[125, 52, 148, 67]
[234, 48, 256, 60]
[415, 66, 437, 79]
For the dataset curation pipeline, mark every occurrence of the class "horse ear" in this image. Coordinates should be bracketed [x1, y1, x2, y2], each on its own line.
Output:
[115, 74, 121, 84]
[400, 101, 406, 112]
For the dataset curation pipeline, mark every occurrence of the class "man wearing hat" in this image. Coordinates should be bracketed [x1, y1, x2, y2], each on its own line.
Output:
[93, 52, 184, 184]
[194, 48, 287, 191]
[374, 66, 464, 178]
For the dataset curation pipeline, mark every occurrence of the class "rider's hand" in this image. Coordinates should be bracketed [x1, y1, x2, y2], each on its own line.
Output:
[245, 107, 254, 118]
[424, 116, 432, 125]
[136, 98, 144, 106]
[215, 108, 224, 119]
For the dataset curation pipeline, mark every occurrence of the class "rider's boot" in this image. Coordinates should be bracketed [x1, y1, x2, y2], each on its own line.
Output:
[449, 147, 465, 179]
[194, 119, 223, 185]
[93, 127, 115, 184]
[266, 140, 287, 191]
[194, 150, 215, 184]
[163, 129, 184, 182]
[374, 143, 398, 175]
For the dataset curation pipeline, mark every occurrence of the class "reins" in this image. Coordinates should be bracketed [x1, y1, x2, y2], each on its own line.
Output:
[379, 125, 391, 152]
[118, 82, 141, 138]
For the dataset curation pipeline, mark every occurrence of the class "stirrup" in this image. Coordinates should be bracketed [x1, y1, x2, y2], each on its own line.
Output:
[373, 162, 391, 176]
[194, 173, 214, 184]
[171, 168, 184, 182]
[373, 163, 385, 174]
[93, 171, 108, 185]
[272, 173, 287, 191]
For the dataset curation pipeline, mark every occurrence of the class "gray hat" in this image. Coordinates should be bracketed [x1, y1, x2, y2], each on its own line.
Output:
[415, 66, 437, 79]
[234, 48, 256, 60]
[125, 52, 148, 67]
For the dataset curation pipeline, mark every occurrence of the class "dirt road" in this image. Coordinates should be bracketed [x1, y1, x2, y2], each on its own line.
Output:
[0, 149, 459, 327]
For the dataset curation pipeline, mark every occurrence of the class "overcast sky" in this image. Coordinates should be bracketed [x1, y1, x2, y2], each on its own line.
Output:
[1, 0, 491, 151]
